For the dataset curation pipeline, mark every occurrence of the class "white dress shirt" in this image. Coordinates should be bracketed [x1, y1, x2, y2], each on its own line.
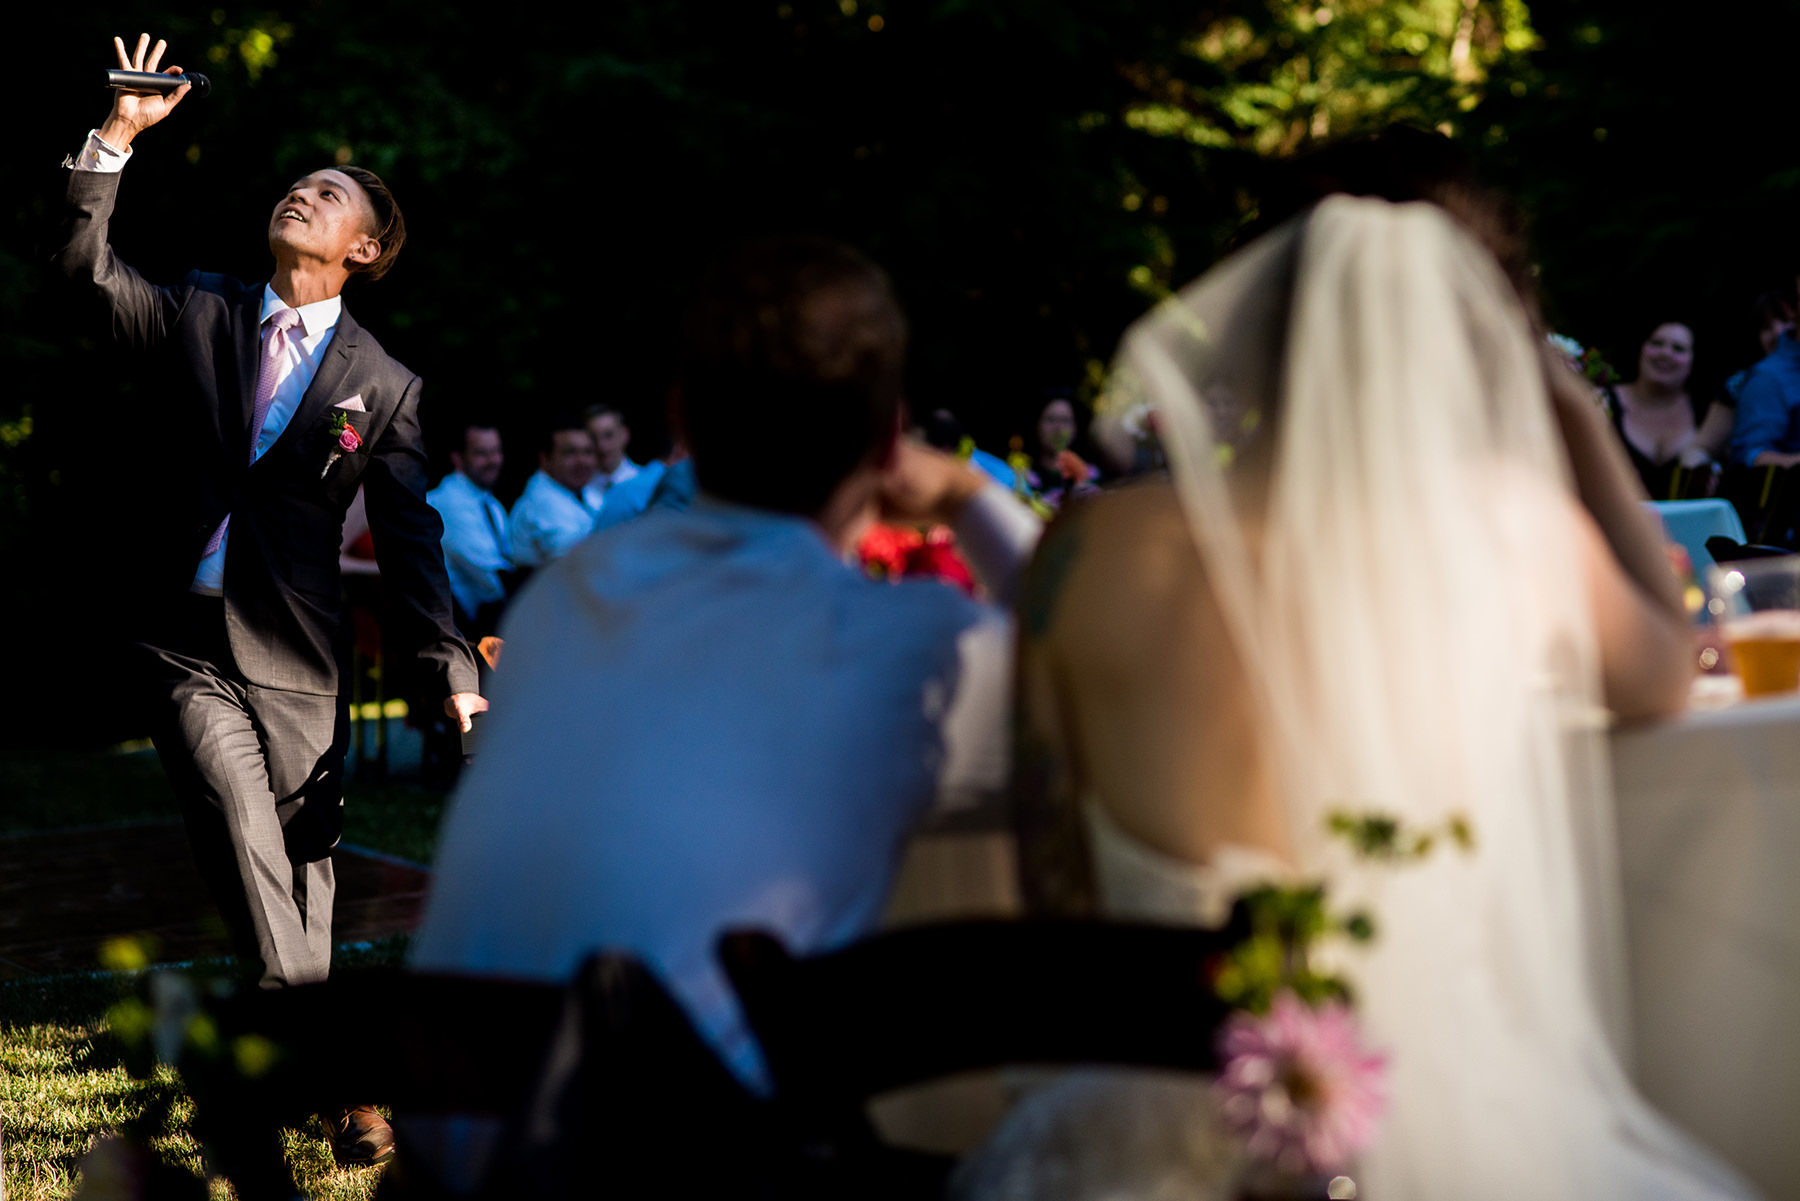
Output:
[508, 470, 597, 568]
[411, 483, 1040, 1092]
[426, 471, 513, 617]
[70, 131, 343, 597]
[68, 129, 132, 173]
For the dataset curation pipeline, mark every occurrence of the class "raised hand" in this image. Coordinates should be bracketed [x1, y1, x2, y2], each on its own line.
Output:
[97, 33, 190, 150]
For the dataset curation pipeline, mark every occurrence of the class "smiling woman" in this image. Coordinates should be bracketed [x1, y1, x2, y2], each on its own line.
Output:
[1605, 319, 1734, 498]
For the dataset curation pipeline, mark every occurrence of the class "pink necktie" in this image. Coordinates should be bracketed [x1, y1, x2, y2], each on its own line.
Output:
[202, 307, 301, 556]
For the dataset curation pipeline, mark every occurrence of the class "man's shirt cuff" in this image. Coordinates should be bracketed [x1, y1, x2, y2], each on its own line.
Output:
[65, 131, 131, 173]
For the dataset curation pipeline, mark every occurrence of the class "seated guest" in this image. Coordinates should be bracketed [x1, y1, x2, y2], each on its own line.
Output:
[1732, 280, 1800, 467]
[426, 420, 513, 637]
[920, 407, 1018, 489]
[1604, 320, 1730, 497]
[1020, 392, 1101, 509]
[507, 417, 598, 568]
[411, 237, 1039, 1105]
[580, 403, 644, 509]
[1725, 290, 1794, 401]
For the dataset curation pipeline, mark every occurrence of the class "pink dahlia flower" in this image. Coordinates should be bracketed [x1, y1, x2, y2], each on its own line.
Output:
[1213, 991, 1387, 1174]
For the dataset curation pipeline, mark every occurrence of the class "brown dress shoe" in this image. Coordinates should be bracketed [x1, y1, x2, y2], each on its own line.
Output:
[327, 1105, 396, 1167]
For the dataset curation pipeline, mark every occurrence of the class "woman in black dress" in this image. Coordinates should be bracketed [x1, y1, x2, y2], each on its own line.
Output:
[1607, 321, 1731, 498]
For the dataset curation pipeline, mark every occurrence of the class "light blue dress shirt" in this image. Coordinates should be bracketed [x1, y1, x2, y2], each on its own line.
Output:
[411, 485, 1038, 1092]
[426, 471, 512, 617]
[1731, 332, 1800, 465]
[507, 470, 597, 568]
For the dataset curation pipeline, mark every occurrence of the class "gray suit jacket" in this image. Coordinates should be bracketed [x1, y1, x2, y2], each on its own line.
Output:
[55, 168, 477, 700]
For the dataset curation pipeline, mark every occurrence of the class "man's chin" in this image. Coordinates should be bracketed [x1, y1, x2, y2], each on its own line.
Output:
[267, 224, 309, 251]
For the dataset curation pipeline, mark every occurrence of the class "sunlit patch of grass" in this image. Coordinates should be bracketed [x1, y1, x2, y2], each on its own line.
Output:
[2, 742, 433, 1199]
[0, 1022, 207, 1200]
[2, 951, 408, 1201]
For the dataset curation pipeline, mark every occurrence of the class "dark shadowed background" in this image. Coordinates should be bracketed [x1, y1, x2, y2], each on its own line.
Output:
[6, 0, 1800, 745]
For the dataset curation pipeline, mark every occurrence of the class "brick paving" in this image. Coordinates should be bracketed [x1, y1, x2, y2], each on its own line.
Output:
[0, 822, 429, 978]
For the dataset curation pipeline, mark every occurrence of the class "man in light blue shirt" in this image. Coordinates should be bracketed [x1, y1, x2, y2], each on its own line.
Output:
[507, 417, 599, 568]
[426, 421, 512, 636]
[1731, 331, 1800, 467]
[581, 404, 646, 510]
[412, 238, 1039, 1116]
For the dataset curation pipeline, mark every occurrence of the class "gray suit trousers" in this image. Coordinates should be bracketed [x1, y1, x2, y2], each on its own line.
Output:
[141, 595, 349, 987]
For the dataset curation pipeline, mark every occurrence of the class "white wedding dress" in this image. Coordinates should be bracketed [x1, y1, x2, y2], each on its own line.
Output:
[951, 805, 1284, 1201]
[960, 197, 1759, 1201]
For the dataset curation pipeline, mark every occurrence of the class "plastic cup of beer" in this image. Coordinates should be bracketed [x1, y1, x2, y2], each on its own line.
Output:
[1708, 557, 1800, 697]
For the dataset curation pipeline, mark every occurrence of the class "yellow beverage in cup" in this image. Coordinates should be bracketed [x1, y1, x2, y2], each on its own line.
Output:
[1724, 610, 1800, 697]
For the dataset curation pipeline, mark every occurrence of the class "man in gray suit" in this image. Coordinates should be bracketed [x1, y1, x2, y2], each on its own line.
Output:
[55, 33, 485, 1165]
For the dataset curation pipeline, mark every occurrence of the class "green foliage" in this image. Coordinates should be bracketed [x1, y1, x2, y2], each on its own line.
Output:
[1213, 805, 1477, 1012]
[1211, 882, 1355, 1014]
[1326, 807, 1475, 860]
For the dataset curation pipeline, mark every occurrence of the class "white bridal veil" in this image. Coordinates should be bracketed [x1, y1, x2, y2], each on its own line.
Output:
[1099, 196, 1754, 1200]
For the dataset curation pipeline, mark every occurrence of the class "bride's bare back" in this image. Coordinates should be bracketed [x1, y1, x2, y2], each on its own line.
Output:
[1017, 479, 1291, 881]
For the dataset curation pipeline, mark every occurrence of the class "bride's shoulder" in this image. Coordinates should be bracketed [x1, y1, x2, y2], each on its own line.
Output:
[1036, 479, 1194, 575]
[1019, 477, 1213, 650]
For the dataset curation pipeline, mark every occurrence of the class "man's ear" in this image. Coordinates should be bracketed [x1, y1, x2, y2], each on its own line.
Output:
[346, 236, 381, 268]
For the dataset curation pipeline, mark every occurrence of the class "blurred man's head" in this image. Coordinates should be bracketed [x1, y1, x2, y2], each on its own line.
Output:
[1755, 290, 1794, 355]
[678, 236, 906, 516]
[450, 423, 504, 491]
[584, 405, 632, 474]
[539, 418, 598, 495]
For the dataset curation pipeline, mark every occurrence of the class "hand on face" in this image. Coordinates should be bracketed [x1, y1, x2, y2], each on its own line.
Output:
[99, 34, 190, 147]
[877, 438, 985, 527]
[268, 171, 381, 275]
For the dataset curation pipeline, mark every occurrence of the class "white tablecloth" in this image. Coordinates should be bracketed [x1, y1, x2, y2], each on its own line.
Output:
[1615, 692, 1800, 1199]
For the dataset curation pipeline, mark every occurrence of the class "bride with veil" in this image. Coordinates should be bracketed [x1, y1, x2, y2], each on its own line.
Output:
[957, 141, 1759, 1201]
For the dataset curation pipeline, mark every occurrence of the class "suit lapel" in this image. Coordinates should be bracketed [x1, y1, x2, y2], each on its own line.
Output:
[234, 288, 264, 459]
[275, 307, 364, 463]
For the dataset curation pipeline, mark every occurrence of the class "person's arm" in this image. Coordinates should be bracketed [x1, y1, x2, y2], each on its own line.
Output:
[506, 502, 541, 569]
[1729, 369, 1793, 467]
[1686, 398, 1735, 464]
[878, 439, 1042, 605]
[359, 375, 485, 730]
[1543, 352, 1692, 719]
[54, 35, 194, 348]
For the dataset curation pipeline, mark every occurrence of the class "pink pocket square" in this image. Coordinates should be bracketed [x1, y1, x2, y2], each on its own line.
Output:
[334, 395, 368, 412]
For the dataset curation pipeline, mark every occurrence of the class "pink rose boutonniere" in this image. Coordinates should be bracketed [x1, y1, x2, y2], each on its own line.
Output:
[322, 411, 367, 478]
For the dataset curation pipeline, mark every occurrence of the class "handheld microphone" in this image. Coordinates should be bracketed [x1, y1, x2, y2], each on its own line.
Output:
[105, 69, 211, 99]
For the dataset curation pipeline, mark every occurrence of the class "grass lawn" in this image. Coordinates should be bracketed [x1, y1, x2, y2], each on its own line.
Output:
[1, 746, 452, 1199]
